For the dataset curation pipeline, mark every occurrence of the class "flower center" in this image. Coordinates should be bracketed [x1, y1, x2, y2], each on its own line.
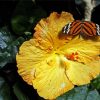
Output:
[65, 52, 79, 61]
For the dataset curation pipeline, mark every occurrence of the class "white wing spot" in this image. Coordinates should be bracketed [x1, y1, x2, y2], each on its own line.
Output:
[96, 24, 100, 35]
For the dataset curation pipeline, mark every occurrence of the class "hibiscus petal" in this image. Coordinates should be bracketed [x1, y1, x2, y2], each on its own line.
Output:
[16, 39, 49, 85]
[34, 12, 74, 50]
[87, 60, 100, 78]
[66, 60, 100, 85]
[32, 54, 74, 99]
[60, 36, 100, 64]
[34, 12, 74, 39]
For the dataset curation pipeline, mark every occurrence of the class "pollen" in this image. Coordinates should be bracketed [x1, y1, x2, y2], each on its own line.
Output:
[65, 52, 79, 61]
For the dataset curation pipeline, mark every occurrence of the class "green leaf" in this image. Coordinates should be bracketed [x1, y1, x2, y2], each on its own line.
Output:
[11, 0, 47, 35]
[0, 27, 14, 49]
[0, 27, 25, 68]
[0, 77, 12, 100]
[56, 85, 100, 100]
[86, 90, 100, 100]
[13, 82, 29, 100]
[91, 75, 100, 90]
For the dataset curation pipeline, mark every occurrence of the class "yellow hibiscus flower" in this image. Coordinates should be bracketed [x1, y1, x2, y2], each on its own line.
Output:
[16, 12, 100, 99]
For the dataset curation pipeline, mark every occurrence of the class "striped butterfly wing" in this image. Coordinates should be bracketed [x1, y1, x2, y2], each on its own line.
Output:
[83, 21, 97, 36]
[63, 20, 82, 36]
[63, 20, 100, 36]
[69, 20, 82, 36]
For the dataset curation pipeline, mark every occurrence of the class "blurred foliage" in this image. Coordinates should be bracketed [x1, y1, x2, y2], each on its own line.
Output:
[11, 0, 47, 35]
[0, 77, 12, 100]
[13, 82, 29, 100]
[57, 85, 100, 100]
[91, 75, 100, 90]
[0, 27, 25, 68]
[0, 0, 100, 100]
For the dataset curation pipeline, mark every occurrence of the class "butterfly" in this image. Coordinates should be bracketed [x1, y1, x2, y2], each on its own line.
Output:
[63, 20, 100, 36]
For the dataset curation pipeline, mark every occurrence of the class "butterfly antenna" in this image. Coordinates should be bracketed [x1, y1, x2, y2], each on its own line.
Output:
[76, 7, 82, 16]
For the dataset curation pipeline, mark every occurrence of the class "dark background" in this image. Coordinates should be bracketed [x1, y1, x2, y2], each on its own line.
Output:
[0, 0, 100, 26]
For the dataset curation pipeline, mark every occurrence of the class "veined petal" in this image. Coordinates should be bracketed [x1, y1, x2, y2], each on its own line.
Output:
[34, 12, 74, 50]
[60, 36, 100, 64]
[32, 54, 74, 99]
[16, 39, 49, 85]
[34, 12, 74, 39]
[66, 60, 100, 85]
[86, 59, 100, 78]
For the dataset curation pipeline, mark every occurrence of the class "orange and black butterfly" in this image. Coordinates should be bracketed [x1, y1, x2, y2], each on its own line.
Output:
[63, 20, 100, 36]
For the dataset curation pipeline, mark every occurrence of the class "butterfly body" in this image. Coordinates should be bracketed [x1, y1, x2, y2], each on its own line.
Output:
[63, 20, 100, 36]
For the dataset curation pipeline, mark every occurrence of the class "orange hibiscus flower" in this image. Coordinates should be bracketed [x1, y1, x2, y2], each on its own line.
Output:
[16, 12, 100, 99]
